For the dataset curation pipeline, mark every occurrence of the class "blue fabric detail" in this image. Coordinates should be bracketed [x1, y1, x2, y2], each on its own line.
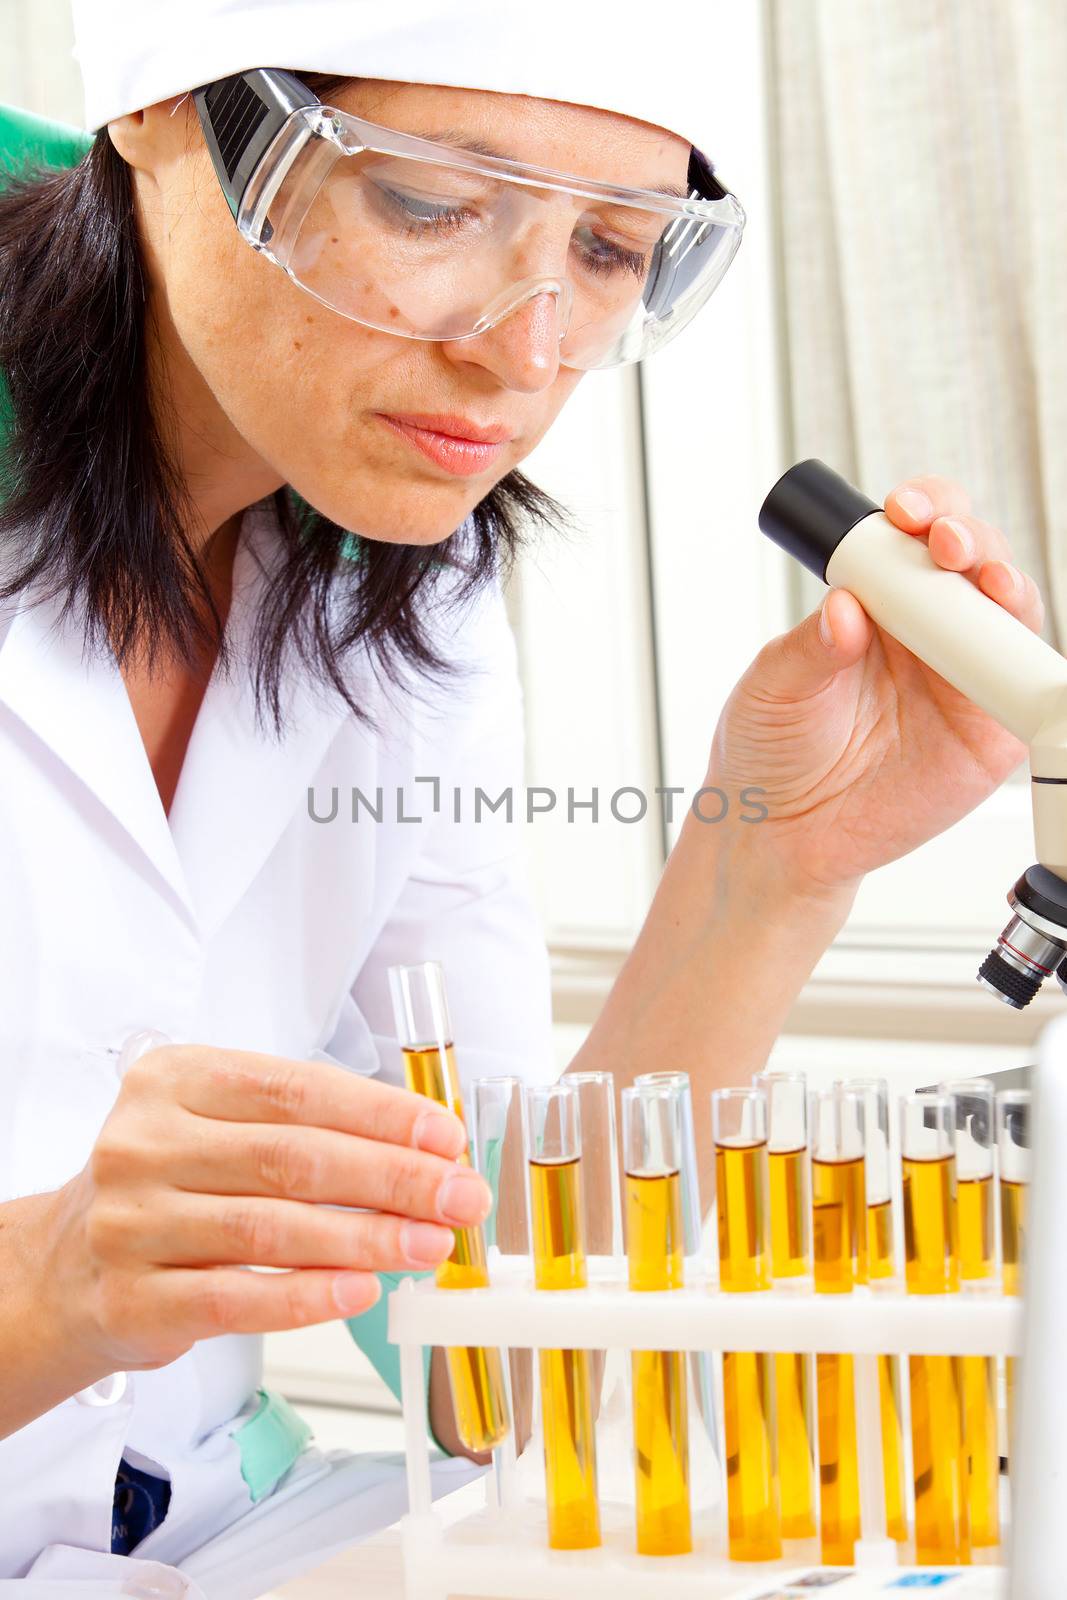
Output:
[111, 1456, 172, 1555]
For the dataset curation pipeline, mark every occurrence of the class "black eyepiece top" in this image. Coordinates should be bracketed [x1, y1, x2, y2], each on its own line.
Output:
[758, 459, 879, 583]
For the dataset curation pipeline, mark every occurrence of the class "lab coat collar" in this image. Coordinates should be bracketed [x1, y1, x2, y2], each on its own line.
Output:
[0, 503, 359, 940]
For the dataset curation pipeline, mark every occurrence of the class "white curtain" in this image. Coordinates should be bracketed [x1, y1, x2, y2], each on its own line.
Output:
[0, 0, 81, 125]
[768, 0, 1067, 641]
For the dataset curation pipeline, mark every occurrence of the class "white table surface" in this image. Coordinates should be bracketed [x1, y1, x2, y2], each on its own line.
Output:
[267, 1477, 486, 1600]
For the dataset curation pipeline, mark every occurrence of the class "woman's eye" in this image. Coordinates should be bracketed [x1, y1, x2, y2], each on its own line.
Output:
[374, 183, 477, 233]
[575, 228, 652, 281]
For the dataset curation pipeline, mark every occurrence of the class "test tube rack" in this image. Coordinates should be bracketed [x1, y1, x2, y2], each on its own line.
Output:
[389, 1251, 1018, 1600]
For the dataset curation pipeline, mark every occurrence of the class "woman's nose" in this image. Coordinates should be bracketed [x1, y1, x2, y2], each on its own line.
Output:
[441, 288, 567, 392]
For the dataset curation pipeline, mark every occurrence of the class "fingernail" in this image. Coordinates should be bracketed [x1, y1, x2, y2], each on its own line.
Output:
[818, 598, 835, 648]
[992, 560, 1023, 596]
[940, 517, 975, 565]
[895, 488, 933, 525]
[400, 1221, 455, 1266]
[437, 1170, 491, 1226]
[332, 1272, 379, 1315]
[413, 1110, 466, 1159]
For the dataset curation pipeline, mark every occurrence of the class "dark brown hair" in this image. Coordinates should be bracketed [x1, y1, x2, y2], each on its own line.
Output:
[0, 72, 567, 733]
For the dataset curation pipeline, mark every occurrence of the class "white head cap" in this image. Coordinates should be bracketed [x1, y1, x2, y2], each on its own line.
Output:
[71, 0, 724, 167]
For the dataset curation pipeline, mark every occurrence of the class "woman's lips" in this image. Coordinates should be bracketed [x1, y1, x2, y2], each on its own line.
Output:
[376, 414, 509, 477]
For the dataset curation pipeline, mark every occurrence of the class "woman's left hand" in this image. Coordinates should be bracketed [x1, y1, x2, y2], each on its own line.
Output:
[709, 475, 1044, 899]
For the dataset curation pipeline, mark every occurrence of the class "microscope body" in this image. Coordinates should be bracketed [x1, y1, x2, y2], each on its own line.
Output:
[760, 460, 1067, 1008]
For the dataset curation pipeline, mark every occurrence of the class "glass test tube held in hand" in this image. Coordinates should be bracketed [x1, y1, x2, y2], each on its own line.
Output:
[622, 1084, 692, 1556]
[754, 1071, 816, 1541]
[942, 1079, 999, 1550]
[810, 1085, 865, 1564]
[526, 1080, 601, 1550]
[387, 961, 509, 1454]
[997, 1087, 1030, 1455]
[901, 1092, 969, 1566]
[851, 1076, 907, 1544]
[712, 1087, 781, 1562]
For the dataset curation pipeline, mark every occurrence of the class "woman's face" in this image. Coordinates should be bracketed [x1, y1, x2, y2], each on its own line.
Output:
[119, 79, 691, 544]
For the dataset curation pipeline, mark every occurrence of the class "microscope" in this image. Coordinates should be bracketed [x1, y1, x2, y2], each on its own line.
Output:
[759, 459, 1067, 1010]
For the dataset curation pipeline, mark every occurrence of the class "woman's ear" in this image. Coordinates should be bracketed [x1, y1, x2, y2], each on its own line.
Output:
[107, 98, 191, 175]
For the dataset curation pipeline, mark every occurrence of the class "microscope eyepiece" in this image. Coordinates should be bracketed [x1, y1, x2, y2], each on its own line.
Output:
[758, 459, 879, 582]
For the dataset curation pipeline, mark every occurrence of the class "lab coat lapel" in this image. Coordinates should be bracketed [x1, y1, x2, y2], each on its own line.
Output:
[166, 506, 361, 943]
[0, 583, 194, 916]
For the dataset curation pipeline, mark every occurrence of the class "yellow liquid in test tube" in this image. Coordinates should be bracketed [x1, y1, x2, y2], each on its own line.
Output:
[717, 1139, 781, 1562]
[812, 1155, 862, 1565]
[530, 1155, 600, 1550]
[903, 1154, 970, 1566]
[769, 1145, 808, 1276]
[957, 1175, 999, 1549]
[868, 1198, 894, 1279]
[767, 1147, 816, 1540]
[866, 1198, 907, 1543]
[1001, 1176, 1027, 1447]
[402, 1043, 508, 1453]
[626, 1169, 691, 1555]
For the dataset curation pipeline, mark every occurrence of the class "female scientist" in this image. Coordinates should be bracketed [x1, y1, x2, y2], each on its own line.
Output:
[0, 0, 1043, 1587]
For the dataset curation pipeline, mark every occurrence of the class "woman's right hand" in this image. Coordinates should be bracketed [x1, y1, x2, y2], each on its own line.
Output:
[37, 1043, 489, 1379]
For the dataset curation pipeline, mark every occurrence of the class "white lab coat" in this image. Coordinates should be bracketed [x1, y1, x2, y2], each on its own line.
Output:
[0, 499, 554, 1584]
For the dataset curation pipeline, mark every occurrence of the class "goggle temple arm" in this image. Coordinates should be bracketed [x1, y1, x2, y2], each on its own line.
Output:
[689, 144, 728, 202]
[193, 67, 318, 220]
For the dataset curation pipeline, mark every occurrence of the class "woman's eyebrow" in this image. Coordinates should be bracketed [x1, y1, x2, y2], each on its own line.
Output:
[405, 127, 690, 198]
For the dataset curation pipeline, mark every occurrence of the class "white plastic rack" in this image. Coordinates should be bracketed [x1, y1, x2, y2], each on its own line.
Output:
[389, 1251, 1018, 1599]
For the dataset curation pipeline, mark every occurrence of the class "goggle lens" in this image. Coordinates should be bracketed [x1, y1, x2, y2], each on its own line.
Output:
[241, 112, 744, 369]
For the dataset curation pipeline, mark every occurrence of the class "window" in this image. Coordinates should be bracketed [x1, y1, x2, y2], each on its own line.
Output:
[509, 3, 1057, 1051]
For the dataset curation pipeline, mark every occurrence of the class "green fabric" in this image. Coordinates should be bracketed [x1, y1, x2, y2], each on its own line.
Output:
[231, 1386, 313, 1504]
[345, 1269, 436, 1423]
[0, 105, 92, 468]
[0, 101, 91, 177]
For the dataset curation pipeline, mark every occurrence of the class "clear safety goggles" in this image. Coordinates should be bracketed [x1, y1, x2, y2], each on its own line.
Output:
[194, 69, 745, 371]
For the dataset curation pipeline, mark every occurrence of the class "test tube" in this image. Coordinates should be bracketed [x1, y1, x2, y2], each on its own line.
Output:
[712, 1086, 781, 1562]
[623, 1084, 692, 1555]
[901, 1092, 969, 1566]
[997, 1087, 1030, 1455]
[851, 1077, 907, 1544]
[565, 1072, 623, 1258]
[563, 1072, 622, 1432]
[388, 962, 509, 1455]
[754, 1071, 815, 1541]
[810, 1085, 865, 1564]
[525, 1080, 601, 1550]
[635, 1070, 720, 1458]
[942, 1079, 999, 1550]
[471, 1076, 533, 1460]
